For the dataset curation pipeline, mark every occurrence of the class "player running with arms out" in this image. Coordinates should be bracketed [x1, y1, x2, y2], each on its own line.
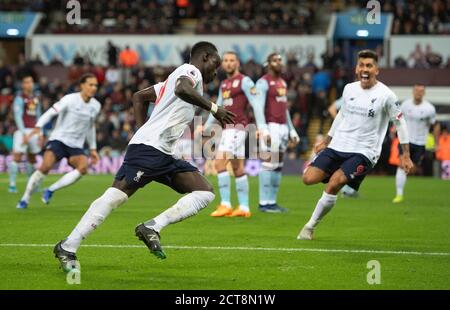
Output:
[392, 84, 439, 203]
[16, 74, 101, 209]
[206, 51, 266, 218]
[255, 53, 300, 213]
[53, 42, 235, 272]
[298, 50, 413, 240]
[8, 74, 42, 193]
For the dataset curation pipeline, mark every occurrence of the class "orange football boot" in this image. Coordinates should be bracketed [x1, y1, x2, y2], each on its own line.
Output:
[226, 208, 251, 218]
[210, 205, 233, 217]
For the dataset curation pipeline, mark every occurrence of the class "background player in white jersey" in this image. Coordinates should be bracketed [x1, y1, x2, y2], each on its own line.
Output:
[205, 51, 265, 218]
[8, 74, 42, 193]
[53, 42, 235, 272]
[16, 74, 101, 209]
[392, 84, 439, 203]
[298, 50, 413, 240]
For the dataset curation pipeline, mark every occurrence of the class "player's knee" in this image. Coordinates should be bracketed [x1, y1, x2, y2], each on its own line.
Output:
[215, 164, 225, 172]
[302, 173, 317, 186]
[13, 154, 21, 162]
[28, 158, 37, 164]
[233, 166, 245, 177]
[27, 154, 36, 163]
[39, 166, 51, 175]
[327, 176, 347, 194]
[215, 160, 226, 172]
[77, 166, 88, 175]
[326, 183, 341, 195]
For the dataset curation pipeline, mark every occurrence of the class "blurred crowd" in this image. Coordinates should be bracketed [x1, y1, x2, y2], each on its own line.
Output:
[341, 0, 450, 35]
[1, 0, 180, 34]
[5, 0, 449, 35]
[387, 0, 449, 35]
[393, 43, 450, 69]
[195, 0, 316, 34]
[0, 0, 316, 34]
[1, 0, 317, 34]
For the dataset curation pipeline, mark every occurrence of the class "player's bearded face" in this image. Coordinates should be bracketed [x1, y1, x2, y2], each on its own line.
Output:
[222, 54, 239, 75]
[269, 55, 283, 73]
[356, 58, 378, 89]
[81, 78, 98, 98]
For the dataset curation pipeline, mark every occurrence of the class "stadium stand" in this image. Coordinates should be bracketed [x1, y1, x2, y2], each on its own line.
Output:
[0, 0, 319, 35]
[336, 0, 449, 35]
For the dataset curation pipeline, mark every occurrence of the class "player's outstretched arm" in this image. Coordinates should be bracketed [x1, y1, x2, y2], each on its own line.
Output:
[175, 77, 235, 126]
[133, 86, 157, 128]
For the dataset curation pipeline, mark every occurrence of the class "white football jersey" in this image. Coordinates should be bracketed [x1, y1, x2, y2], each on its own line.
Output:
[129, 64, 203, 155]
[46, 93, 101, 149]
[401, 99, 435, 146]
[328, 81, 402, 165]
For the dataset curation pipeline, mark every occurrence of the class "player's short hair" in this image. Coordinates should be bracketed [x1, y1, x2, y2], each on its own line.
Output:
[266, 53, 281, 63]
[20, 73, 33, 81]
[79, 73, 97, 84]
[357, 49, 378, 63]
[223, 51, 241, 64]
[264, 53, 282, 67]
[223, 51, 239, 60]
[190, 41, 218, 60]
[414, 83, 426, 88]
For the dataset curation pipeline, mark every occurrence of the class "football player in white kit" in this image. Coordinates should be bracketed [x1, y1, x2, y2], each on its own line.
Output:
[16, 74, 101, 209]
[392, 84, 439, 203]
[298, 50, 413, 240]
[53, 42, 235, 272]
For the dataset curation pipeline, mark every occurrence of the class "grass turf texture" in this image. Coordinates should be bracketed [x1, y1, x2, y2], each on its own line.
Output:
[1, 174, 449, 289]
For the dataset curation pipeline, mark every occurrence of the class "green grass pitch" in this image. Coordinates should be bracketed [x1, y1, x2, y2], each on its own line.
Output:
[1, 174, 449, 289]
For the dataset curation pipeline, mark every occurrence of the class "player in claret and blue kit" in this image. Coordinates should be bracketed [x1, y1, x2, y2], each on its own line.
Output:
[206, 51, 266, 218]
[255, 53, 300, 213]
[8, 74, 42, 194]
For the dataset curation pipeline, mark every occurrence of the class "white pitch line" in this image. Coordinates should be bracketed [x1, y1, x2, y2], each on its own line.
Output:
[0, 243, 449, 257]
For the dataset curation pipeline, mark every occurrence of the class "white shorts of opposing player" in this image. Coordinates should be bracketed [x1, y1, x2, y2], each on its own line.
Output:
[13, 129, 41, 154]
[259, 122, 289, 154]
[218, 128, 247, 159]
